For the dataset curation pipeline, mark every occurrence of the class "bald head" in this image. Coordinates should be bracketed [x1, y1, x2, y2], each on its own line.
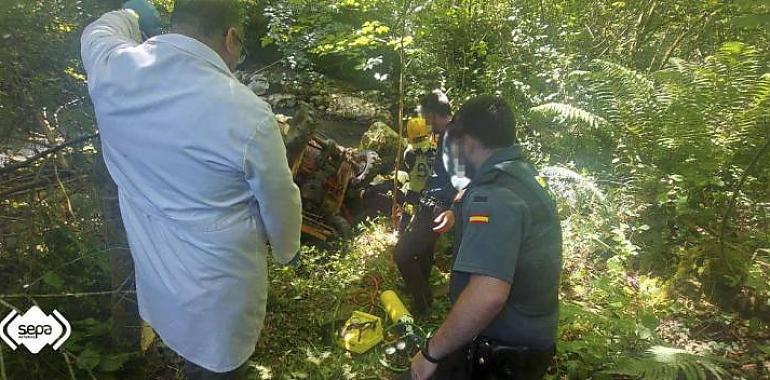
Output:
[171, 0, 245, 71]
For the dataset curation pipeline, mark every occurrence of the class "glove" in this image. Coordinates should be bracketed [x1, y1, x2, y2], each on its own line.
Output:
[123, 0, 162, 38]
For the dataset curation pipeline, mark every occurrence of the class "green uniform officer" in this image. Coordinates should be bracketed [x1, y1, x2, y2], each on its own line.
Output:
[409, 95, 562, 380]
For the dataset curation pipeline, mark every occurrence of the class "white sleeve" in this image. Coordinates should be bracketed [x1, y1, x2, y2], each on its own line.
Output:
[243, 115, 302, 264]
[80, 10, 143, 76]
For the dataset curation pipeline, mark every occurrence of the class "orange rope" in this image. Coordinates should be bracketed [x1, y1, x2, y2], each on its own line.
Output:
[364, 275, 382, 314]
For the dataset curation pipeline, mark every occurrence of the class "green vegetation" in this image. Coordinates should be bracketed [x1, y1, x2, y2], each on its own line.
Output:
[1, 0, 769, 379]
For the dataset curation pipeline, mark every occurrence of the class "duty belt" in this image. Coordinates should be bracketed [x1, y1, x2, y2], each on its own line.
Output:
[468, 336, 555, 379]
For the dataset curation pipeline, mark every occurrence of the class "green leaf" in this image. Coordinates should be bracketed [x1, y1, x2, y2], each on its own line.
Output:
[719, 41, 749, 55]
[99, 353, 134, 372]
[734, 0, 770, 9]
[260, 36, 274, 48]
[77, 347, 101, 371]
[639, 313, 659, 330]
[734, 13, 770, 28]
[42, 272, 64, 289]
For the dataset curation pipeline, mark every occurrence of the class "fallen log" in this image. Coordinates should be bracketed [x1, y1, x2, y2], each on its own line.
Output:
[0, 133, 98, 176]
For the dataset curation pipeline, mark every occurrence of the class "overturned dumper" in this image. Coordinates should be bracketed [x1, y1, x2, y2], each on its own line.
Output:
[279, 104, 380, 241]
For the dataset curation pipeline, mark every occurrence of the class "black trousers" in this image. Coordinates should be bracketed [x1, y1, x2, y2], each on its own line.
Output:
[183, 360, 248, 380]
[393, 204, 441, 314]
[430, 345, 554, 380]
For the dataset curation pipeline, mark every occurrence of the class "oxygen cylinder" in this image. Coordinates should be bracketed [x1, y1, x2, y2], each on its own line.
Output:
[380, 290, 414, 325]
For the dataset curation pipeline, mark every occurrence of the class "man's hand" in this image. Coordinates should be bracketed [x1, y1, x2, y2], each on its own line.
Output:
[123, 0, 161, 37]
[432, 210, 455, 233]
[392, 203, 405, 227]
[409, 352, 438, 380]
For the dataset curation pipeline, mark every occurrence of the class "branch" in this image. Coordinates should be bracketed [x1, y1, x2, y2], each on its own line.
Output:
[0, 290, 136, 299]
[0, 298, 17, 312]
[630, 0, 658, 55]
[657, 8, 721, 70]
[62, 351, 77, 380]
[391, 0, 413, 229]
[0, 343, 6, 380]
[0, 132, 98, 176]
[0, 174, 85, 200]
[719, 134, 770, 269]
[18, 247, 124, 293]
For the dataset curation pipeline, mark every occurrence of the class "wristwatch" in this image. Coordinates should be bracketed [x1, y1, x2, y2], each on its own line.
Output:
[422, 338, 441, 364]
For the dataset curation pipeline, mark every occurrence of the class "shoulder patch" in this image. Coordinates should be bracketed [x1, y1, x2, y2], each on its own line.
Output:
[468, 214, 489, 224]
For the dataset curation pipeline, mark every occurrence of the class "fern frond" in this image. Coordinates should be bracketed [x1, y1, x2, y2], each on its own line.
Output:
[539, 165, 607, 203]
[530, 103, 608, 129]
[751, 73, 770, 109]
[602, 346, 732, 380]
[567, 70, 593, 81]
[667, 58, 693, 75]
[587, 60, 660, 132]
[592, 59, 655, 96]
[734, 73, 770, 137]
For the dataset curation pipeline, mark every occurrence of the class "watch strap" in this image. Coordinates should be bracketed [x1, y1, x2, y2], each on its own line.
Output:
[422, 338, 441, 364]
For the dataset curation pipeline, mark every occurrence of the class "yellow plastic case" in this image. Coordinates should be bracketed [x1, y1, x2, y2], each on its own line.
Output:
[337, 311, 384, 354]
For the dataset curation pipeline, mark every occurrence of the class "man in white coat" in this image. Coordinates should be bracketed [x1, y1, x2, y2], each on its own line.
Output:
[80, 1, 302, 378]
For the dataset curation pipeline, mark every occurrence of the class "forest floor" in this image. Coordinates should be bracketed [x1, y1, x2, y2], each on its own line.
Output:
[221, 68, 770, 379]
[140, 218, 769, 380]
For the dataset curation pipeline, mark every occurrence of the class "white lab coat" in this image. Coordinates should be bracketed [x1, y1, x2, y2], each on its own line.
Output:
[81, 10, 302, 372]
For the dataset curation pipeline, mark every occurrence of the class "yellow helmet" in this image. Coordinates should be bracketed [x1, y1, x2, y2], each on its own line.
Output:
[406, 117, 429, 143]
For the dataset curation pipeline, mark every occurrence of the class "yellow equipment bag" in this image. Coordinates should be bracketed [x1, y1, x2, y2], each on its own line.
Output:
[337, 311, 384, 354]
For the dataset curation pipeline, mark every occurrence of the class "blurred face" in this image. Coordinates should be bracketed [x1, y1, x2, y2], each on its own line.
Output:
[460, 135, 480, 169]
[441, 123, 482, 189]
[423, 112, 446, 134]
[448, 120, 483, 173]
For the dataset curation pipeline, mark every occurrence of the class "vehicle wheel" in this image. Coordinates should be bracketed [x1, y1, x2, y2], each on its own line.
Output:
[352, 150, 382, 185]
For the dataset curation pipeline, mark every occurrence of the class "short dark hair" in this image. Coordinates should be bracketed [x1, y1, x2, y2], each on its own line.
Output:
[419, 89, 451, 117]
[172, 0, 241, 39]
[451, 95, 517, 148]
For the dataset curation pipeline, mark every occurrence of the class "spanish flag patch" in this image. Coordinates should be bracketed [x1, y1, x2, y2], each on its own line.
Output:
[468, 214, 489, 224]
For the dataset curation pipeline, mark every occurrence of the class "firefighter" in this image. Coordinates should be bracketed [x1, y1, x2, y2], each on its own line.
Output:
[403, 117, 434, 202]
[393, 91, 457, 316]
[400, 117, 436, 231]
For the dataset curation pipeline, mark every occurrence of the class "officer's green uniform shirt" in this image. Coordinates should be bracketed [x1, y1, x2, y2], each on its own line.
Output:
[449, 145, 563, 350]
